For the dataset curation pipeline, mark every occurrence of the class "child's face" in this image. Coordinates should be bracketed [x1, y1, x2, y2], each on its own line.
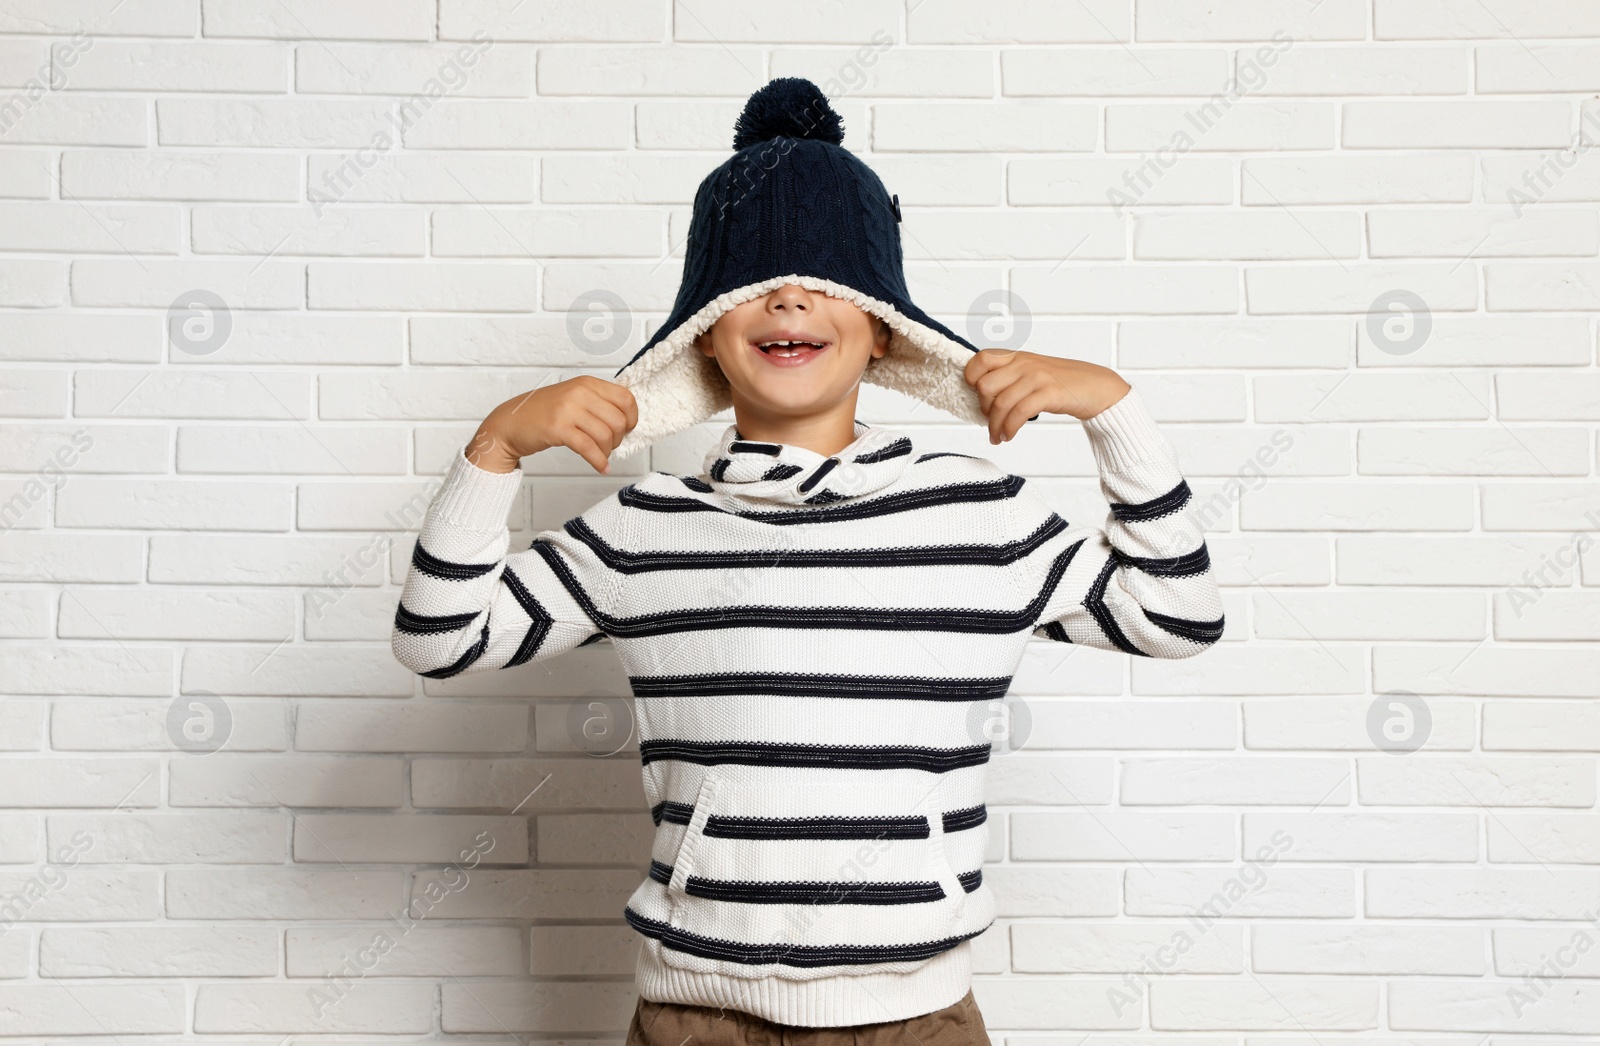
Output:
[694, 284, 891, 422]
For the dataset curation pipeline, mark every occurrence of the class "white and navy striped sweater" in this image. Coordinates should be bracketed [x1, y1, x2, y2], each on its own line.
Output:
[390, 385, 1223, 1027]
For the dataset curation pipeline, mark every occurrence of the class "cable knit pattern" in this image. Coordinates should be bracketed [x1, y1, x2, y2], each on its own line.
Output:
[390, 385, 1224, 1027]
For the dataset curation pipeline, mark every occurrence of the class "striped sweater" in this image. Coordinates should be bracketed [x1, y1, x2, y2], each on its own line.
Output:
[390, 385, 1224, 1028]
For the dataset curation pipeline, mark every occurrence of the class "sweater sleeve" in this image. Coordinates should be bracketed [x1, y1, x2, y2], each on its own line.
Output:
[1012, 384, 1224, 658]
[390, 445, 628, 679]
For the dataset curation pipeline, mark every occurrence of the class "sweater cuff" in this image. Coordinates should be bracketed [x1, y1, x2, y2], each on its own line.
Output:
[1079, 385, 1177, 475]
[428, 444, 523, 530]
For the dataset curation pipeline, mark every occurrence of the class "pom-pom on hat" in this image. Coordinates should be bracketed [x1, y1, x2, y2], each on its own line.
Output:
[608, 76, 987, 460]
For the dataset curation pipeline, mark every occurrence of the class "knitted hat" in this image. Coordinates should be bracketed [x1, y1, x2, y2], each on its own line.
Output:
[608, 77, 988, 460]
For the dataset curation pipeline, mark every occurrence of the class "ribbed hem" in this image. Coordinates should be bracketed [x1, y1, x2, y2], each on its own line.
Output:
[634, 941, 973, 1029]
[1079, 384, 1176, 474]
[428, 444, 523, 530]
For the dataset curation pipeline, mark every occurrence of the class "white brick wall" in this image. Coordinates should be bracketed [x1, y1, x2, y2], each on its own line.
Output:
[1, 0, 1598, 1038]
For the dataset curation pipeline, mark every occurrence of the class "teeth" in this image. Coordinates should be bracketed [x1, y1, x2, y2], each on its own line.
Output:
[758, 339, 824, 353]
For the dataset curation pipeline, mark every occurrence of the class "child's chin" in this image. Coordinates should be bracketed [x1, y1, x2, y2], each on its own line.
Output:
[743, 383, 846, 416]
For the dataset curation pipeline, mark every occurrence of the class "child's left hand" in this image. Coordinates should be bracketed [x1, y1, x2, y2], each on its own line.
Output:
[964, 349, 1132, 444]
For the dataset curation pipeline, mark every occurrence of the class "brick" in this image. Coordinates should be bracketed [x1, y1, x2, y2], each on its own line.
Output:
[438, 0, 665, 42]
[41, 926, 278, 977]
[1358, 426, 1589, 475]
[1376, 1, 1600, 40]
[73, 369, 310, 419]
[0, 259, 67, 306]
[295, 700, 528, 752]
[671, 0, 898, 44]
[1012, 264, 1239, 314]
[1496, 372, 1600, 419]
[1245, 262, 1477, 313]
[0, 368, 66, 416]
[1487, 261, 1600, 310]
[1243, 480, 1475, 530]
[165, 313, 402, 366]
[1375, 643, 1600, 698]
[48, 812, 286, 862]
[292, 814, 527, 863]
[1344, 101, 1573, 148]
[0, 533, 144, 583]
[0, 97, 147, 146]
[1252, 589, 1484, 640]
[1242, 45, 1467, 96]
[1107, 102, 1335, 151]
[1003, 48, 1226, 95]
[64, 42, 287, 92]
[62, 149, 300, 201]
[181, 645, 414, 696]
[0, 985, 183, 1035]
[1244, 154, 1474, 203]
[287, 925, 524, 977]
[876, 102, 1098, 151]
[61, 585, 294, 642]
[0, 148, 51, 197]
[168, 756, 403, 808]
[307, 152, 536, 203]
[201, 0, 433, 41]
[1137, 0, 1365, 41]
[1134, 209, 1360, 259]
[1478, 43, 1600, 92]
[1119, 318, 1349, 369]
[910, 0, 1131, 43]
[157, 98, 398, 147]
[0, 757, 161, 806]
[537, 46, 765, 95]
[176, 425, 408, 474]
[1151, 979, 1376, 1031]
[430, 206, 661, 257]
[51, 696, 291, 751]
[192, 205, 425, 256]
[1254, 924, 1484, 974]
[0, 202, 177, 254]
[56, 479, 290, 531]
[400, 101, 631, 149]
[71, 259, 302, 309]
[541, 153, 726, 204]
[1484, 701, 1600, 752]
[774, 47, 993, 96]
[308, 261, 538, 311]
[296, 43, 530, 96]
[1011, 157, 1234, 206]
[1243, 697, 1475, 750]
[0, 1, 197, 35]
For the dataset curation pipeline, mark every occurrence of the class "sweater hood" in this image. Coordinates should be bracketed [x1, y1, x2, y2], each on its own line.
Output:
[699, 420, 913, 506]
[607, 77, 986, 461]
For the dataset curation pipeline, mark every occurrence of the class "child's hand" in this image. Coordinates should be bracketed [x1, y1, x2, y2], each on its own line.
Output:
[964, 349, 1132, 444]
[466, 375, 638, 475]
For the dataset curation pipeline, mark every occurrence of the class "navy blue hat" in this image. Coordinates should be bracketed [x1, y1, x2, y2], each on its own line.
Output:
[610, 77, 986, 457]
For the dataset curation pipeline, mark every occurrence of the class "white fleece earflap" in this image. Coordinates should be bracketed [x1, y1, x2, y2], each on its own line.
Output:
[610, 274, 986, 461]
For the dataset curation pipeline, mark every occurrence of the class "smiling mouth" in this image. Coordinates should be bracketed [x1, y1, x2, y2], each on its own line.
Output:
[754, 339, 830, 357]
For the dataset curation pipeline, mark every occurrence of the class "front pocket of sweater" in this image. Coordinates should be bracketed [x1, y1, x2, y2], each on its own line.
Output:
[659, 773, 969, 980]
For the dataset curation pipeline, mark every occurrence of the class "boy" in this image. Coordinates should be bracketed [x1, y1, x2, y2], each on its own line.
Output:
[392, 78, 1224, 1044]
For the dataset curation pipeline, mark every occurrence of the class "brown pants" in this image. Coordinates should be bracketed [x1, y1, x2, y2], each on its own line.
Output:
[624, 987, 992, 1046]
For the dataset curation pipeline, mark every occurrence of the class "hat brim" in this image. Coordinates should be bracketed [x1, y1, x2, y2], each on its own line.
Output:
[610, 274, 986, 460]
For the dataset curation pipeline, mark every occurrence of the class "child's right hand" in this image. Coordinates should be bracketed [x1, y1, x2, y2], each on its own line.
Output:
[465, 375, 638, 475]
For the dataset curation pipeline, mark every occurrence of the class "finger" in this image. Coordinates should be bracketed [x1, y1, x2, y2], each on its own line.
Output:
[568, 410, 623, 459]
[974, 365, 1027, 424]
[580, 394, 632, 445]
[589, 378, 640, 432]
[560, 426, 610, 474]
[998, 387, 1055, 442]
[988, 375, 1042, 440]
[963, 347, 1016, 386]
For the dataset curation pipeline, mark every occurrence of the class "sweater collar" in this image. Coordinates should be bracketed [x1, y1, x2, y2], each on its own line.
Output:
[701, 420, 914, 505]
